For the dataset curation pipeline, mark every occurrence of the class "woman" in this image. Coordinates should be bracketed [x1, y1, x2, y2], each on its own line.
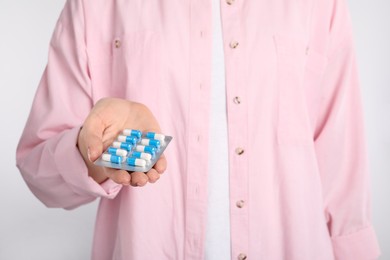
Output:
[16, 0, 381, 259]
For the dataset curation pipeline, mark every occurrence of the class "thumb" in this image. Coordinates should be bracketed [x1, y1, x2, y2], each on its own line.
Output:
[83, 114, 105, 162]
[87, 132, 104, 162]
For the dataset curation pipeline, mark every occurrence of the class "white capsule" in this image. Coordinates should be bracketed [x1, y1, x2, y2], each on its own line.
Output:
[107, 147, 128, 157]
[117, 135, 138, 144]
[127, 157, 146, 167]
[112, 141, 132, 151]
[155, 134, 165, 141]
[122, 129, 142, 138]
[132, 151, 152, 161]
[102, 154, 122, 164]
[117, 135, 125, 142]
[146, 132, 165, 141]
[140, 138, 160, 147]
[102, 154, 110, 161]
[135, 145, 156, 155]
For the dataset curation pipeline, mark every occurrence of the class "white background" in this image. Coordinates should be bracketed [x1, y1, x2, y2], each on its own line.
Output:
[0, 0, 389, 259]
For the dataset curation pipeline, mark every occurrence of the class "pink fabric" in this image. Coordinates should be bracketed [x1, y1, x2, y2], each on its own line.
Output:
[16, 0, 381, 259]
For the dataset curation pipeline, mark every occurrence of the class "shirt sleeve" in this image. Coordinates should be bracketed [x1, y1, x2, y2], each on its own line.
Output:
[313, 1, 381, 259]
[16, 0, 122, 210]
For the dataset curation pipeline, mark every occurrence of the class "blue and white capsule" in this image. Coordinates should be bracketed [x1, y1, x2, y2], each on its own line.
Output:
[140, 138, 160, 148]
[131, 151, 152, 161]
[127, 157, 147, 167]
[107, 147, 128, 157]
[112, 141, 132, 151]
[117, 135, 138, 145]
[123, 129, 142, 138]
[102, 153, 123, 164]
[135, 145, 156, 155]
[145, 132, 165, 142]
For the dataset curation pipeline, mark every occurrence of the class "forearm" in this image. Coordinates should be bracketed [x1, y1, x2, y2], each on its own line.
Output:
[17, 127, 121, 209]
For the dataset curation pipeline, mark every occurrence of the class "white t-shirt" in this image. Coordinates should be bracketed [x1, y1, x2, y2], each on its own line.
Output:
[204, 0, 231, 258]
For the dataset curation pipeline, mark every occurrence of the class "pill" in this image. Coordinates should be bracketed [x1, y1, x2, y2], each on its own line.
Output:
[107, 147, 128, 157]
[145, 132, 165, 141]
[117, 135, 138, 145]
[135, 145, 156, 155]
[102, 153, 122, 164]
[131, 151, 152, 161]
[123, 129, 142, 138]
[112, 141, 132, 151]
[127, 157, 146, 167]
[140, 138, 160, 148]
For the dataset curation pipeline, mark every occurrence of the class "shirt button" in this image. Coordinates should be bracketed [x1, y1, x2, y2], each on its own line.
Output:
[238, 253, 247, 260]
[233, 96, 241, 104]
[236, 200, 245, 208]
[226, 0, 235, 5]
[230, 40, 239, 49]
[235, 147, 244, 155]
[114, 39, 121, 48]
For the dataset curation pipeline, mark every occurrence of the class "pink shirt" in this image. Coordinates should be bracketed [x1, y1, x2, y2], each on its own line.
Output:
[16, 0, 381, 259]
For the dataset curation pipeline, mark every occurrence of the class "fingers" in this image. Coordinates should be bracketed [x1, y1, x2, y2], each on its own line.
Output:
[133, 156, 166, 186]
[146, 168, 160, 183]
[130, 166, 162, 186]
[130, 172, 149, 187]
[103, 168, 151, 187]
[153, 154, 167, 174]
[104, 168, 131, 185]
[106, 157, 166, 187]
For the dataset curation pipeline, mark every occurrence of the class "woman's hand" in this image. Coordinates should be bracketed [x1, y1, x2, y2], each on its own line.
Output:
[77, 98, 167, 187]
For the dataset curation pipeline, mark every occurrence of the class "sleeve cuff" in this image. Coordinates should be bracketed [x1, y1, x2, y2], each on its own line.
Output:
[55, 126, 122, 199]
[331, 225, 381, 260]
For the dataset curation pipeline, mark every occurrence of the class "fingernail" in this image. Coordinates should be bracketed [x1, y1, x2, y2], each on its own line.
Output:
[87, 147, 92, 162]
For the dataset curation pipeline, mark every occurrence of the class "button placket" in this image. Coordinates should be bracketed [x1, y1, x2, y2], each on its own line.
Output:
[221, 0, 249, 257]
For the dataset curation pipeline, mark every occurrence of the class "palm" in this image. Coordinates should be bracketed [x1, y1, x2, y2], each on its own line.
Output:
[78, 98, 166, 186]
[89, 98, 161, 151]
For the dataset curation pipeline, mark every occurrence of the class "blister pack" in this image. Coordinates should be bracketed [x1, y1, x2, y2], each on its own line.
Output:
[94, 129, 172, 172]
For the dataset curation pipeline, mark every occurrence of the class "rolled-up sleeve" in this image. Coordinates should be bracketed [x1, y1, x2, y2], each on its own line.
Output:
[313, 0, 381, 259]
[16, 0, 121, 210]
